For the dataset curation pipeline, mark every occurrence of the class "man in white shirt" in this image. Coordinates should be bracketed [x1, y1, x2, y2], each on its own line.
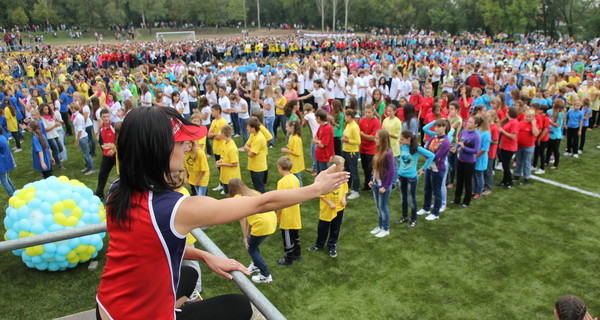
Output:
[389, 70, 401, 105]
[162, 78, 174, 105]
[218, 86, 232, 124]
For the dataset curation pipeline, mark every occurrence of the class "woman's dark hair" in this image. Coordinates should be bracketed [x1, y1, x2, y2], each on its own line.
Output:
[401, 130, 418, 155]
[29, 121, 47, 150]
[287, 120, 302, 136]
[507, 106, 518, 119]
[90, 97, 101, 121]
[555, 295, 587, 320]
[107, 107, 196, 228]
[403, 103, 415, 126]
[435, 119, 451, 135]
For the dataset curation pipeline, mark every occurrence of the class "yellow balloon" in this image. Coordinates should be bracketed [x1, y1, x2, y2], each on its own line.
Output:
[24, 191, 35, 203]
[79, 254, 91, 262]
[16, 190, 27, 200]
[19, 231, 30, 238]
[85, 245, 96, 255]
[13, 199, 25, 209]
[68, 256, 80, 264]
[74, 244, 87, 254]
[8, 196, 19, 208]
[69, 180, 81, 186]
[65, 216, 78, 227]
[25, 247, 36, 256]
[63, 199, 76, 210]
[54, 213, 67, 226]
[71, 207, 83, 219]
[33, 245, 44, 256]
[66, 251, 77, 260]
[57, 176, 69, 182]
[52, 202, 65, 214]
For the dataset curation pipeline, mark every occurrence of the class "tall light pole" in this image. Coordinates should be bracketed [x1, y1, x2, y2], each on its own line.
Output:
[257, 0, 261, 29]
[243, 0, 247, 28]
[344, 0, 349, 35]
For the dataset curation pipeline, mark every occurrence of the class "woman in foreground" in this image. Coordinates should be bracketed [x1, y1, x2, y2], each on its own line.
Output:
[96, 107, 348, 319]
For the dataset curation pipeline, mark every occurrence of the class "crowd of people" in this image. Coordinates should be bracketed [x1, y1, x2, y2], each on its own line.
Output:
[0, 30, 598, 319]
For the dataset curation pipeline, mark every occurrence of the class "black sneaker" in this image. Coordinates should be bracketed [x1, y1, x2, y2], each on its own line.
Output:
[504, 184, 513, 189]
[407, 221, 417, 228]
[329, 249, 338, 258]
[512, 176, 520, 181]
[308, 245, 321, 252]
[395, 217, 409, 225]
[277, 258, 293, 265]
[519, 179, 529, 186]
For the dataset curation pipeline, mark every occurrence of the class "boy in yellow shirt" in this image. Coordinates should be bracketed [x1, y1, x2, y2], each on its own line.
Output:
[281, 120, 305, 186]
[244, 118, 268, 193]
[308, 156, 347, 258]
[275, 156, 301, 265]
[183, 140, 210, 196]
[207, 104, 227, 192]
[342, 109, 361, 199]
[216, 125, 241, 195]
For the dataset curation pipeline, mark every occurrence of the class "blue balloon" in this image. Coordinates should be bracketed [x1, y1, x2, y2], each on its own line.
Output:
[41, 252, 54, 260]
[68, 238, 80, 250]
[28, 198, 42, 209]
[42, 214, 54, 228]
[49, 224, 64, 233]
[48, 262, 60, 272]
[31, 256, 43, 264]
[30, 223, 45, 235]
[21, 253, 32, 263]
[43, 243, 57, 254]
[5, 229, 17, 240]
[17, 205, 30, 220]
[59, 189, 72, 200]
[4, 216, 14, 230]
[35, 262, 48, 271]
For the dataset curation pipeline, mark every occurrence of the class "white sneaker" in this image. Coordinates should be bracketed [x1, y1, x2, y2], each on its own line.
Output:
[247, 262, 260, 274]
[573, 154, 579, 159]
[425, 214, 439, 221]
[212, 185, 223, 191]
[578, 150, 583, 155]
[375, 230, 389, 238]
[416, 209, 430, 216]
[13, 148, 22, 153]
[439, 205, 446, 213]
[238, 147, 245, 152]
[563, 152, 571, 156]
[11, 147, 17, 151]
[494, 163, 503, 170]
[220, 190, 226, 195]
[347, 191, 360, 200]
[251, 274, 273, 283]
[234, 134, 240, 137]
[80, 167, 89, 173]
[534, 169, 545, 174]
[370, 227, 381, 235]
[85, 169, 96, 176]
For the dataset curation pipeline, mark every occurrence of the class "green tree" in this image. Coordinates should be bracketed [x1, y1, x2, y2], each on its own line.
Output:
[128, 0, 166, 26]
[103, 0, 127, 26]
[9, 7, 29, 26]
[478, 0, 540, 34]
[31, 0, 59, 26]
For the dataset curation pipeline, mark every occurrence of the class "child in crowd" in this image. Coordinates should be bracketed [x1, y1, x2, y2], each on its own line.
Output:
[546, 99, 566, 170]
[207, 104, 227, 191]
[302, 104, 319, 174]
[341, 108, 361, 199]
[369, 129, 395, 238]
[216, 125, 240, 195]
[70, 103, 95, 175]
[29, 121, 54, 178]
[313, 109, 334, 173]
[245, 118, 268, 193]
[419, 120, 451, 220]
[396, 131, 433, 228]
[579, 98, 592, 154]
[0, 127, 15, 196]
[483, 110, 499, 194]
[514, 109, 539, 185]
[450, 115, 481, 208]
[308, 155, 348, 257]
[533, 104, 550, 174]
[4, 99, 22, 152]
[498, 107, 519, 189]
[564, 99, 584, 158]
[275, 156, 302, 265]
[280, 120, 305, 186]
[473, 116, 490, 199]
[228, 178, 277, 284]
[183, 140, 210, 196]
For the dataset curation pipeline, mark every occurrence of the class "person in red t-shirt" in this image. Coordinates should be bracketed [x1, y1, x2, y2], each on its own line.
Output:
[95, 109, 117, 200]
[532, 104, 550, 174]
[313, 109, 334, 173]
[483, 109, 500, 195]
[359, 105, 382, 190]
[498, 107, 519, 188]
[514, 109, 539, 185]
[457, 84, 473, 125]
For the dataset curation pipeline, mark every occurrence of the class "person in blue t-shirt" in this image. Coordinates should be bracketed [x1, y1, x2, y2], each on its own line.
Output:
[395, 130, 433, 228]
[564, 100, 584, 157]
[545, 99, 565, 169]
[473, 117, 491, 199]
[57, 86, 73, 136]
[579, 98, 592, 153]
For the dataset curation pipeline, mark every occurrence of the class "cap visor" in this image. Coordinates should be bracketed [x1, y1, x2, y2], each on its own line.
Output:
[174, 124, 207, 142]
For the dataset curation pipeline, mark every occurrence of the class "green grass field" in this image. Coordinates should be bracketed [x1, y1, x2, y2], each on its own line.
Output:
[1, 125, 599, 320]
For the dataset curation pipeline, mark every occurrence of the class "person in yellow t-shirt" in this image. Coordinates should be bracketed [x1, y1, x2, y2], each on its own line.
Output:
[207, 104, 228, 192]
[281, 120, 305, 186]
[171, 171, 203, 297]
[250, 109, 273, 142]
[228, 178, 277, 284]
[244, 118, 268, 193]
[215, 125, 240, 195]
[341, 108, 361, 198]
[183, 140, 210, 196]
[273, 87, 287, 141]
[275, 156, 301, 265]
[190, 114, 207, 151]
[26, 64, 35, 79]
[308, 156, 347, 258]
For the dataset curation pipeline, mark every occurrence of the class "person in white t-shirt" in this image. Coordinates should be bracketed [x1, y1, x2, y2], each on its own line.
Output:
[389, 70, 402, 104]
[218, 86, 232, 124]
[301, 104, 320, 174]
[162, 79, 174, 105]
[81, 95, 97, 156]
[178, 82, 190, 119]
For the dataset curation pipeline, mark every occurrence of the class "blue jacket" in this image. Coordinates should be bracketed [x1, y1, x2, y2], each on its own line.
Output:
[0, 135, 15, 174]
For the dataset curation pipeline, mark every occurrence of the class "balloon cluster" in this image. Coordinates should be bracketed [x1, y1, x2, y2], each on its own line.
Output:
[3, 176, 106, 271]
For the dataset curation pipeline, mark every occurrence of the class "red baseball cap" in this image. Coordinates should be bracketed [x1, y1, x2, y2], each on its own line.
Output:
[172, 118, 207, 142]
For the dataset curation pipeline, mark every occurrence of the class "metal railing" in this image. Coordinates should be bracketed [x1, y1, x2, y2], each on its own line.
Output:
[0, 224, 286, 320]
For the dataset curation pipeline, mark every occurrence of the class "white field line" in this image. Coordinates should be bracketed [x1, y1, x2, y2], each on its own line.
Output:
[529, 175, 600, 199]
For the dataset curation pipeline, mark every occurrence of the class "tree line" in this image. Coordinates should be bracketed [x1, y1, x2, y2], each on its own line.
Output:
[0, 0, 599, 39]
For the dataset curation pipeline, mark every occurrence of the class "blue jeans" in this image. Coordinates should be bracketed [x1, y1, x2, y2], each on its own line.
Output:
[316, 161, 328, 174]
[238, 117, 249, 145]
[57, 127, 67, 161]
[343, 151, 359, 192]
[399, 176, 417, 221]
[294, 172, 303, 187]
[193, 186, 207, 196]
[484, 158, 495, 191]
[310, 142, 317, 171]
[250, 170, 266, 193]
[231, 112, 240, 135]
[247, 235, 270, 277]
[85, 126, 96, 155]
[423, 169, 444, 216]
[372, 184, 391, 231]
[79, 136, 94, 169]
[264, 116, 275, 145]
[447, 151, 458, 185]
[473, 170, 485, 196]
[441, 163, 448, 206]
[0, 172, 15, 196]
[515, 146, 534, 179]
[47, 137, 63, 166]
